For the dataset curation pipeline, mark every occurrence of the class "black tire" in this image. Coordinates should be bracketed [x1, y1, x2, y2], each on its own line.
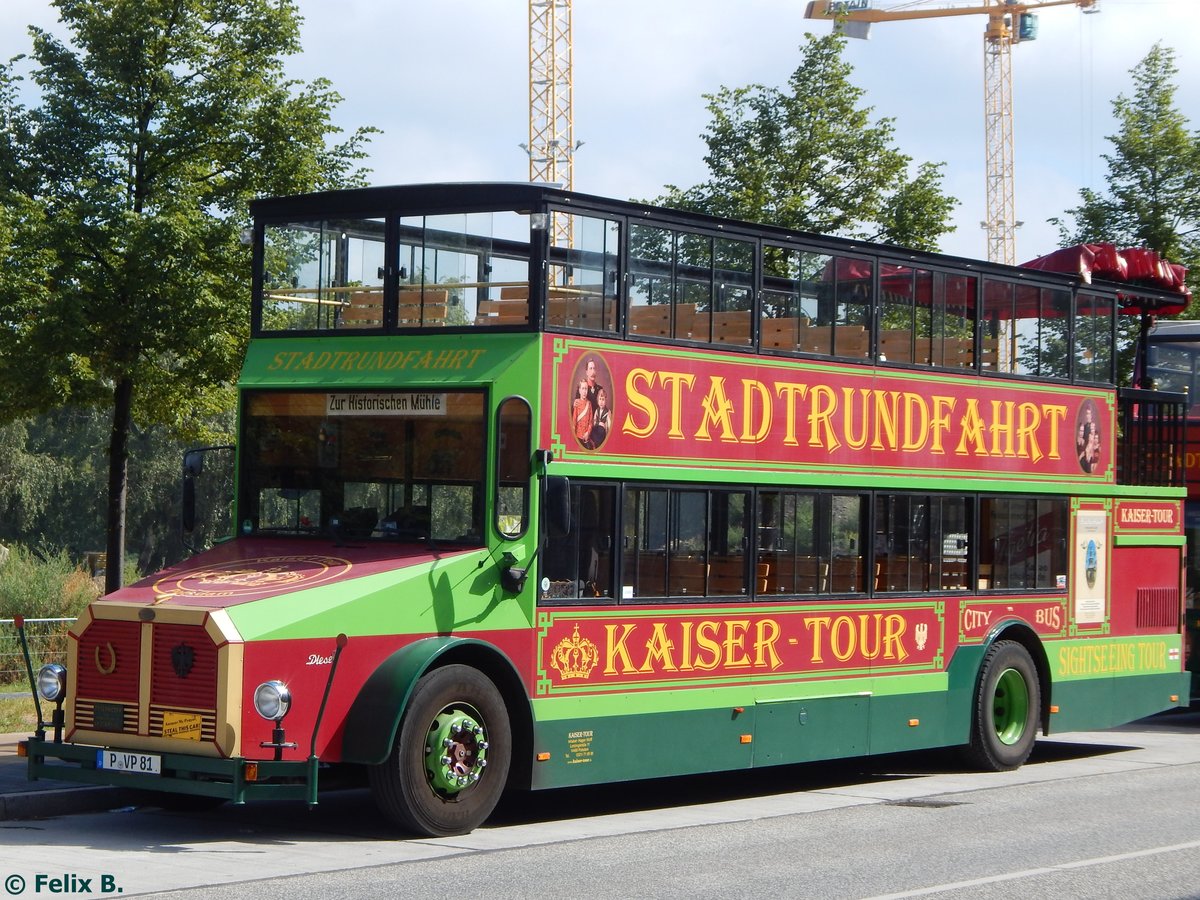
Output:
[368, 664, 511, 836]
[965, 640, 1040, 772]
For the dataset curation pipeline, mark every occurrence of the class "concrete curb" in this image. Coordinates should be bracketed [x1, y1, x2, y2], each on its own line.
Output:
[0, 785, 140, 821]
[0, 733, 142, 821]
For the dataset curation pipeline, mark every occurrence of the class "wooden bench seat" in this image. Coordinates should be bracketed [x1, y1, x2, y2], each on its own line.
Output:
[692, 310, 753, 346]
[340, 290, 385, 328]
[398, 289, 448, 326]
[339, 288, 449, 328]
[760, 554, 828, 594]
[628, 303, 696, 339]
[833, 325, 869, 358]
[477, 287, 529, 325]
[761, 317, 800, 351]
[876, 555, 930, 592]
[830, 556, 869, 593]
[707, 555, 769, 595]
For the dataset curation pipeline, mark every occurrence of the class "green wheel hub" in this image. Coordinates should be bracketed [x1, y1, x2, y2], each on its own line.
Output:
[992, 667, 1031, 746]
[424, 709, 489, 796]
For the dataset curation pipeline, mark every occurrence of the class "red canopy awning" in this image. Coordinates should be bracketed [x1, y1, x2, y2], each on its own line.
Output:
[1020, 243, 1191, 315]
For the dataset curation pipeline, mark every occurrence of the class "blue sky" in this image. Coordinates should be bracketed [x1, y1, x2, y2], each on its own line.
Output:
[1, 0, 1197, 263]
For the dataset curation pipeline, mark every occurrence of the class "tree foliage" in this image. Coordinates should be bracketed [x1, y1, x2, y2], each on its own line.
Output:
[654, 32, 958, 251]
[1052, 43, 1200, 308]
[0, 0, 375, 590]
[0, 405, 234, 576]
[1049, 43, 1200, 385]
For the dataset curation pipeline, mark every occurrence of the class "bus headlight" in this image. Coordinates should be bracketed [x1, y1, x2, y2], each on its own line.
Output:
[37, 664, 67, 704]
[253, 680, 291, 721]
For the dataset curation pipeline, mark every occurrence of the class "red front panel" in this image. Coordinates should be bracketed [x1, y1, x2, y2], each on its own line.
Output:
[75, 618, 141, 704]
[151, 623, 219, 709]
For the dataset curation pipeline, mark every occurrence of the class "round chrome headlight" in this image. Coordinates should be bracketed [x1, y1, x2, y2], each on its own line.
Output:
[37, 663, 67, 703]
[253, 680, 291, 721]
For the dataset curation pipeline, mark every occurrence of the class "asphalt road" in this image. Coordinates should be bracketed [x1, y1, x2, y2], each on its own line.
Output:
[2, 711, 1198, 900]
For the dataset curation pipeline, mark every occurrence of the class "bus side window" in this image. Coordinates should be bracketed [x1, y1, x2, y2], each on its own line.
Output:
[495, 397, 532, 538]
[541, 484, 616, 602]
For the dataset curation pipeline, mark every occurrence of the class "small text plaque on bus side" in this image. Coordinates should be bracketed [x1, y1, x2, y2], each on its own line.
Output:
[325, 393, 447, 416]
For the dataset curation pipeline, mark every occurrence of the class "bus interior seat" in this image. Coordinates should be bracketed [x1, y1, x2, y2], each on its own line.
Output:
[397, 289, 449, 326]
[341, 290, 384, 328]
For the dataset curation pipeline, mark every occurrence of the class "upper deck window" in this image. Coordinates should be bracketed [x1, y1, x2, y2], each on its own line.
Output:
[399, 211, 532, 327]
[547, 211, 620, 333]
[1075, 291, 1116, 384]
[878, 267, 978, 369]
[628, 224, 689, 341]
[258, 210, 534, 333]
[250, 185, 1136, 388]
[262, 217, 386, 331]
[982, 279, 1074, 379]
[760, 248, 872, 359]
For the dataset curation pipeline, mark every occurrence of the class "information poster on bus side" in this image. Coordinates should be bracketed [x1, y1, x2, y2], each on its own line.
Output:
[1072, 509, 1109, 625]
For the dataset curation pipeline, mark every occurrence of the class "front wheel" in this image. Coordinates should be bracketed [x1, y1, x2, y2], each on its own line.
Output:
[368, 664, 511, 836]
[964, 640, 1040, 772]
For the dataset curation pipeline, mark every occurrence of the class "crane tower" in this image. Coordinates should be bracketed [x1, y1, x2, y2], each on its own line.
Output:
[526, 0, 577, 248]
[805, 0, 1099, 265]
[527, 0, 575, 189]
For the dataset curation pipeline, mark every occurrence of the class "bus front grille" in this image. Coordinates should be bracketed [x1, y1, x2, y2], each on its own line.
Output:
[72, 617, 221, 742]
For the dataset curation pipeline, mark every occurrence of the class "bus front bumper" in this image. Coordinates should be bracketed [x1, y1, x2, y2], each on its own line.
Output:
[22, 738, 321, 805]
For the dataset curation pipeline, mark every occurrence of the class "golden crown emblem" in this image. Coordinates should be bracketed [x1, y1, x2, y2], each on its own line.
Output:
[549, 624, 599, 680]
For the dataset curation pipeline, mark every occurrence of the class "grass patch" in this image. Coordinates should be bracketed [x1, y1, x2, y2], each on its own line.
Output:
[0, 694, 38, 734]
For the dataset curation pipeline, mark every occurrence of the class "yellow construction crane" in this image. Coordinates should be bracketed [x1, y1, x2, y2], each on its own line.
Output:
[805, 0, 1099, 265]
[525, 0, 578, 248]
[525, 0, 577, 190]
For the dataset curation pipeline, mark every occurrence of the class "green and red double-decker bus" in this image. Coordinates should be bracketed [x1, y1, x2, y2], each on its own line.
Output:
[23, 183, 1191, 836]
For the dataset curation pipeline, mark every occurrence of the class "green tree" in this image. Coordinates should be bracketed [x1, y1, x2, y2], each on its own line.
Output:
[1054, 43, 1200, 270]
[0, 0, 375, 593]
[1050, 43, 1200, 381]
[654, 32, 958, 251]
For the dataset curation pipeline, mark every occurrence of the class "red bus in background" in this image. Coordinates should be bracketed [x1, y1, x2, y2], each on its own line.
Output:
[1144, 318, 1200, 696]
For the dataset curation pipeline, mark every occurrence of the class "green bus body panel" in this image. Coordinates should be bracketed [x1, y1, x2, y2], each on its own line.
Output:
[225, 549, 533, 641]
[1050, 672, 1189, 733]
[528, 671, 961, 788]
[240, 333, 541, 393]
[526, 629, 1185, 790]
[756, 696, 870, 763]
[530, 692, 959, 789]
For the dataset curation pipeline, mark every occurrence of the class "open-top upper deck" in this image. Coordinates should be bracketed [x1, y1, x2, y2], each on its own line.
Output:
[250, 182, 1188, 384]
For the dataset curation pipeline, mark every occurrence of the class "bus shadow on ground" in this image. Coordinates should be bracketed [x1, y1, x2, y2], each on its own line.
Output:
[141, 709, 1195, 838]
[484, 735, 1137, 828]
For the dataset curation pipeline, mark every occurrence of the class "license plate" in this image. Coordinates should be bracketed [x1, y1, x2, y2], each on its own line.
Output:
[97, 749, 161, 775]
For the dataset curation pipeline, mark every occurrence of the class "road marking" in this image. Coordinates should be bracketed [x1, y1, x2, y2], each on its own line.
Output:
[864, 839, 1200, 899]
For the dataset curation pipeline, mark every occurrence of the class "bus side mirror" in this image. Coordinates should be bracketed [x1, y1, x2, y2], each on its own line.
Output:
[545, 475, 571, 538]
[181, 452, 204, 533]
[182, 478, 197, 533]
[180, 445, 236, 549]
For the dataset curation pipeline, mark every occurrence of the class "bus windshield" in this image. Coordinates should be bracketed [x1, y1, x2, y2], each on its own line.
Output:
[239, 389, 486, 544]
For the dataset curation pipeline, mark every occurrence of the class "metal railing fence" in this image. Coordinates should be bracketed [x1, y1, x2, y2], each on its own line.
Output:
[0, 617, 75, 691]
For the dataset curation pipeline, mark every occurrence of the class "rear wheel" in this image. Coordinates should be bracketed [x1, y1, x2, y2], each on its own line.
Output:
[965, 640, 1040, 772]
[368, 664, 511, 836]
